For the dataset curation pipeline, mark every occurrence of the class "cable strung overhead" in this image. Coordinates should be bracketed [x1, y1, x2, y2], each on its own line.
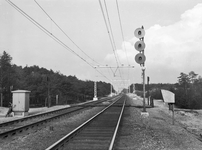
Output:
[98, 0, 137, 89]
[34, 0, 101, 66]
[98, 0, 123, 80]
[116, 0, 131, 80]
[6, 0, 111, 82]
[6, 0, 134, 91]
[116, 0, 129, 65]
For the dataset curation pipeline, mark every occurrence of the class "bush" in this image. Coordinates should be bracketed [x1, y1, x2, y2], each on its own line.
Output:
[175, 87, 202, 109]
[150, 89, 163, 99]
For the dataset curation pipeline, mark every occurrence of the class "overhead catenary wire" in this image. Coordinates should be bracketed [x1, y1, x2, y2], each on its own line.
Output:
[6, 0, 74, 55]
[103, 0, 129, 86]
[98, 0, 124, 83]
[6, 0, 111, 82]
[34, 0, 122, 87]
[116, 0, 129, 65]
[34, 0, 101, 66]
[98, 0, 119, 66]
[94, 64, 135, 91]
[100, 0, 134, 89]
[103, 0, 121, 65]
[116, 0, 131, 80]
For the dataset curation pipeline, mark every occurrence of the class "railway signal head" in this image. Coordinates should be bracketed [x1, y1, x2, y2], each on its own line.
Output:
[135, 53, 146, 64]
[134, 40, 145, 51]
[134, 28, 145, 39]
[134, 26, 146, 65]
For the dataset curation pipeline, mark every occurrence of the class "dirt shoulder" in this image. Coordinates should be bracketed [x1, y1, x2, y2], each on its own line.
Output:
[115, 94, 202, 150]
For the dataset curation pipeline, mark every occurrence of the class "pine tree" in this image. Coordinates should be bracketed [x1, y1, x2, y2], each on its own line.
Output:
[0, 51, 13, 106]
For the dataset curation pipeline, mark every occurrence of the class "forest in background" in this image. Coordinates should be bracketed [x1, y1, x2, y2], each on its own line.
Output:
[1, 50, 202, 109]
[0, 51, 114, 107]
[133, 71, 202, 109]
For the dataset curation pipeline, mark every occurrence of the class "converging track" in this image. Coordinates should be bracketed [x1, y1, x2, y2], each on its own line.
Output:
[0, 96, 119, 139]
[46, 94, 127, 150]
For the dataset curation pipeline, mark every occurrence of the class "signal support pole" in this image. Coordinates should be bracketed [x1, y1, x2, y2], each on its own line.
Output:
[142, 66, 146, 112]
[134, 26, 148, 115]
[142, 26, 146, 112]
[147, 76, 150, 105]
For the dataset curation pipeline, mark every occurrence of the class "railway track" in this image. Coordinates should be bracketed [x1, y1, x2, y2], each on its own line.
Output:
[46, 94, 127, 150]
[0, 96, 120, 139]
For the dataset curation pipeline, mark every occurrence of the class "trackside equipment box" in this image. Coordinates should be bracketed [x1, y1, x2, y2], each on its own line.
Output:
[12, 90, 31, 117]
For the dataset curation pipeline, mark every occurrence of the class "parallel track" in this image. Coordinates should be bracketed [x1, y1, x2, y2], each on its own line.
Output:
[0, 96, 120, 139]
[46, 95, 126, 150]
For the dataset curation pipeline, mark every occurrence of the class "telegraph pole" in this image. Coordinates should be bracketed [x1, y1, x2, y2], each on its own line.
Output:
[45, 76, 50, 107]
[48, 77, 50, 107]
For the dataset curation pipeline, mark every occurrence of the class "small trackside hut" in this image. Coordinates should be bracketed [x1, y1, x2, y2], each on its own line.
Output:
[11, 90, 31, 117]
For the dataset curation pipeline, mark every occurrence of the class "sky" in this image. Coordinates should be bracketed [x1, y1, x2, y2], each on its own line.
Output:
[1, 0, 202, 91]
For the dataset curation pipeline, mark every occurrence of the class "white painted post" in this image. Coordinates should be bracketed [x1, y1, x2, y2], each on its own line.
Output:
[93, 81, 98, 101]
[56, 95, 58, 105]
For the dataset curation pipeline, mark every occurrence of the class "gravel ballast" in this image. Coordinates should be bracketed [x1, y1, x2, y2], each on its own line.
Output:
[1, 95, 202, 150]
[0, 106, 104, 150]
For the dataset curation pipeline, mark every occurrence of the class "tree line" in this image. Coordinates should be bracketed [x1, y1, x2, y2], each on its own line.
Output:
[132, 71, 202, 109]
[0, 51, 114, 107]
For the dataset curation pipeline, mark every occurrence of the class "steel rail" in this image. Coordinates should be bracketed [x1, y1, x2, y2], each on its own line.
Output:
[108, 97, 126, 150]
[0, 106, 84, 138]
[0, 96, 115, 128]
[45, 95, 124, 150]
[0, 96, 119, 139]
[0, 106, 70, 127]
